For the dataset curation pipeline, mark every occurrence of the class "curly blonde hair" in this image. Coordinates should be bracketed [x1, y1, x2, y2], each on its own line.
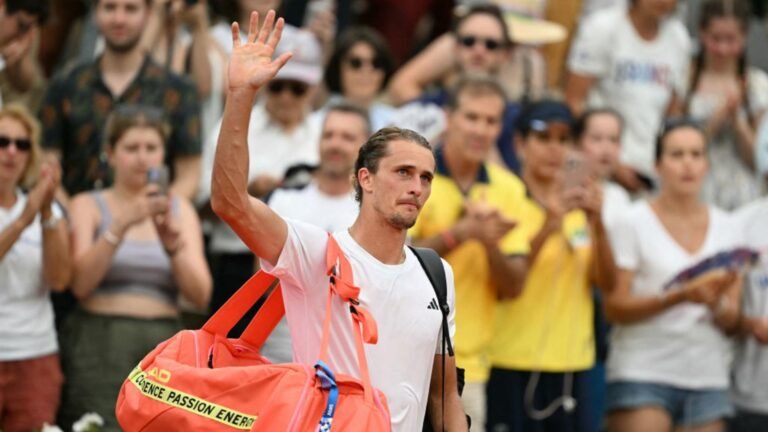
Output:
[0, 104, 42, 189]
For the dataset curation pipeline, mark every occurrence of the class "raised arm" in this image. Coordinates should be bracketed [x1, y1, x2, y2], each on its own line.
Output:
[387, 34, 456, 105]
[209, 11, 292, 265]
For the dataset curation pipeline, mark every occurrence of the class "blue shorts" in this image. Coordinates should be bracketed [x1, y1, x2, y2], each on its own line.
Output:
[606, 381, 732, 427]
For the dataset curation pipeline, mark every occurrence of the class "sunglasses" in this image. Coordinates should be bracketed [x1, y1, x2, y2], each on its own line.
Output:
[660, 116, 705, 137]
[344, 55, 385, 71]
[267, 80, 309, 97]
[457, 35, 505, 51]
[0, 135, 32, 152]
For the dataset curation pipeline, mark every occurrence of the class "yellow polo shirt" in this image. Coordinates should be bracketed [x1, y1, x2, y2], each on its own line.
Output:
[490, 196, 595, 372]
[410, 152, 529, 382]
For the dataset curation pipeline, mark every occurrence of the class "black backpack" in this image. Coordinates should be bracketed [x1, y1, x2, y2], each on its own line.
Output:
[409, 247, 469, 431]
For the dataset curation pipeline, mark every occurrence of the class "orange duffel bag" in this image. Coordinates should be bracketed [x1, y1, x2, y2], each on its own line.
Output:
[115, 236, 392, 431]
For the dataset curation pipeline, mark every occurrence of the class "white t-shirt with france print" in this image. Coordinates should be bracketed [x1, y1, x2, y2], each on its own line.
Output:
[568, 7, 691, 178]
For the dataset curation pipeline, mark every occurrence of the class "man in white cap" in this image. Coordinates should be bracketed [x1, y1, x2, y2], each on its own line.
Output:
[201, 26, 325, 330]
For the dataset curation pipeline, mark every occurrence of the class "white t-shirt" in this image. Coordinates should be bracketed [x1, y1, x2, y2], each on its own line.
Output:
[731, 198, 768, 414]
[261, 182, 359, 363]
[607, 201, 737, 389]
[200, 103, 322, 253]
[262, 220, 456, 431]
[0, 191, 63, 361]
[756, 114, 768, 177]
[602, 180, 632, 231]
[568, 7, 691, 177]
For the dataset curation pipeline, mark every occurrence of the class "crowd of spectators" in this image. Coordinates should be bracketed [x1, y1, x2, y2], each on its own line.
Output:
[1, 0, 768, 431]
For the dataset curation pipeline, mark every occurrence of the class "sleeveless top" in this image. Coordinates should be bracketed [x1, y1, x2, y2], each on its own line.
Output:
[91, 192, 177, 304]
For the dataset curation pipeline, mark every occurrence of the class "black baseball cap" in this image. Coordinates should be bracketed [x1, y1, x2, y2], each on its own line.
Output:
[514, 100, 574, 135]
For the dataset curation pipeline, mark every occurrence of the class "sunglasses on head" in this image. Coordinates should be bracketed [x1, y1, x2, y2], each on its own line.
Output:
[457, 35, 505, 51]
[0, 135, 32, 152]
[344, 55, 385, 71]
[660, 116, 705, 136]
[267, 80, 309, 97]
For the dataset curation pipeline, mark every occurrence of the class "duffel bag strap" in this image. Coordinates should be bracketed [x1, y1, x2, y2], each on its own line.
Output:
[239, 282, 285, 347]
[202, 271, 284, 341]
[319, 235, 379, 405]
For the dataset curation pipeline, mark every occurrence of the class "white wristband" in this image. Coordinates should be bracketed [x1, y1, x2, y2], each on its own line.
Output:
[103, 230, 121, 247]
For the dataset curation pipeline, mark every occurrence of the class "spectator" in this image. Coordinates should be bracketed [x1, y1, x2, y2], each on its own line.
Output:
[388, 3, 546, 105]
[573, 107, 631, 430]
[0, 0, 48, 109]
[574, 108, 631, 229]
[409, 76, 529, 430]
[141, 0, 209, 76]
[487, 100, 615, 432]
[200, 26, 323, 334]
[39, 0, 202, 202]
[59, 104, 211, 430]
[261, 102, 369, 363]
[730, 196, 768, 432]
[0, 31, 47, 112]
[604, 119, 740, 432]
[140, 0, 215, 98]
[0, 104, 70, 432]
[211, 13, 467, 429]
[322, 26, 396, 131]
[566, 0, 690, 193]
[686, 0, 767, 211]
[389, 3, 535, 172]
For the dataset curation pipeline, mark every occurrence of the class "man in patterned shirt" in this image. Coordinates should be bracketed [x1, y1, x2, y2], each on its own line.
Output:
[38, 0, 201, 200]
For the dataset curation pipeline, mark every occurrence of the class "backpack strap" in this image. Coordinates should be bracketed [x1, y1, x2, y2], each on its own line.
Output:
[409, 246, 453, 356]
[409, 246, 453, 432]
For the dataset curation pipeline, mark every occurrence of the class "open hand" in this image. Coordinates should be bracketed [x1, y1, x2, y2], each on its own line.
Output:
[480, 212, 518, 249]
[152, 199, 183, 256]
[20, 169, 54, 227]
[228, 10, 292, 92]
[682, 270, 737, 307]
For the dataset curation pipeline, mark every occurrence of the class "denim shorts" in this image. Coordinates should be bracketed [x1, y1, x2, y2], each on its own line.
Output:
[606, 381, 733, 427]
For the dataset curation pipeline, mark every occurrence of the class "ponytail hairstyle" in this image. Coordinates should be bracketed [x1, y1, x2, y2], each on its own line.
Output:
[686, 0, 754, 126]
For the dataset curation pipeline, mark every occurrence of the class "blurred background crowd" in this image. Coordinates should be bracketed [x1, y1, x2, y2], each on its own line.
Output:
[2, 0, 768, 431]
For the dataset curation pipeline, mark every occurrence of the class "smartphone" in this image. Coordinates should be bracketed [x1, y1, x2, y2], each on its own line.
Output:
[563, 151, 589, 191]
[185, 0, 198, 6]
[147, 166, 170, 195]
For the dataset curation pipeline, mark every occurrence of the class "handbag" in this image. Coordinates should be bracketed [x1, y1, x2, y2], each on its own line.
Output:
[115, 236, 391, 431]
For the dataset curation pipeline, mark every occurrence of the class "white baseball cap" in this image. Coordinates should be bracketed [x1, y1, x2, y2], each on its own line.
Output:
[273, 26, 323, 85]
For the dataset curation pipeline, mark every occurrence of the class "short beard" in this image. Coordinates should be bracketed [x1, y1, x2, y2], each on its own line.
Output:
[104, 35, 141, 55]
[387, 212, 417, 230]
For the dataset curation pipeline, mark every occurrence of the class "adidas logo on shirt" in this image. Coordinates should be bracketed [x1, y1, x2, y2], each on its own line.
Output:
[427, 298, 439, 311]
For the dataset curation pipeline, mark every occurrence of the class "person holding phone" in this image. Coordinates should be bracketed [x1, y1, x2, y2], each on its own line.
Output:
[487, 100, 615, 432]
[60, 104, 212, 431]
[604, 119, 741, 432]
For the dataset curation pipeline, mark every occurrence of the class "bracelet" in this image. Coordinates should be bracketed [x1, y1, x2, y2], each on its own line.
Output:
[42, 215, 61, 230]
[441, 229, 458, 250]
[103, 230, 122, 247]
